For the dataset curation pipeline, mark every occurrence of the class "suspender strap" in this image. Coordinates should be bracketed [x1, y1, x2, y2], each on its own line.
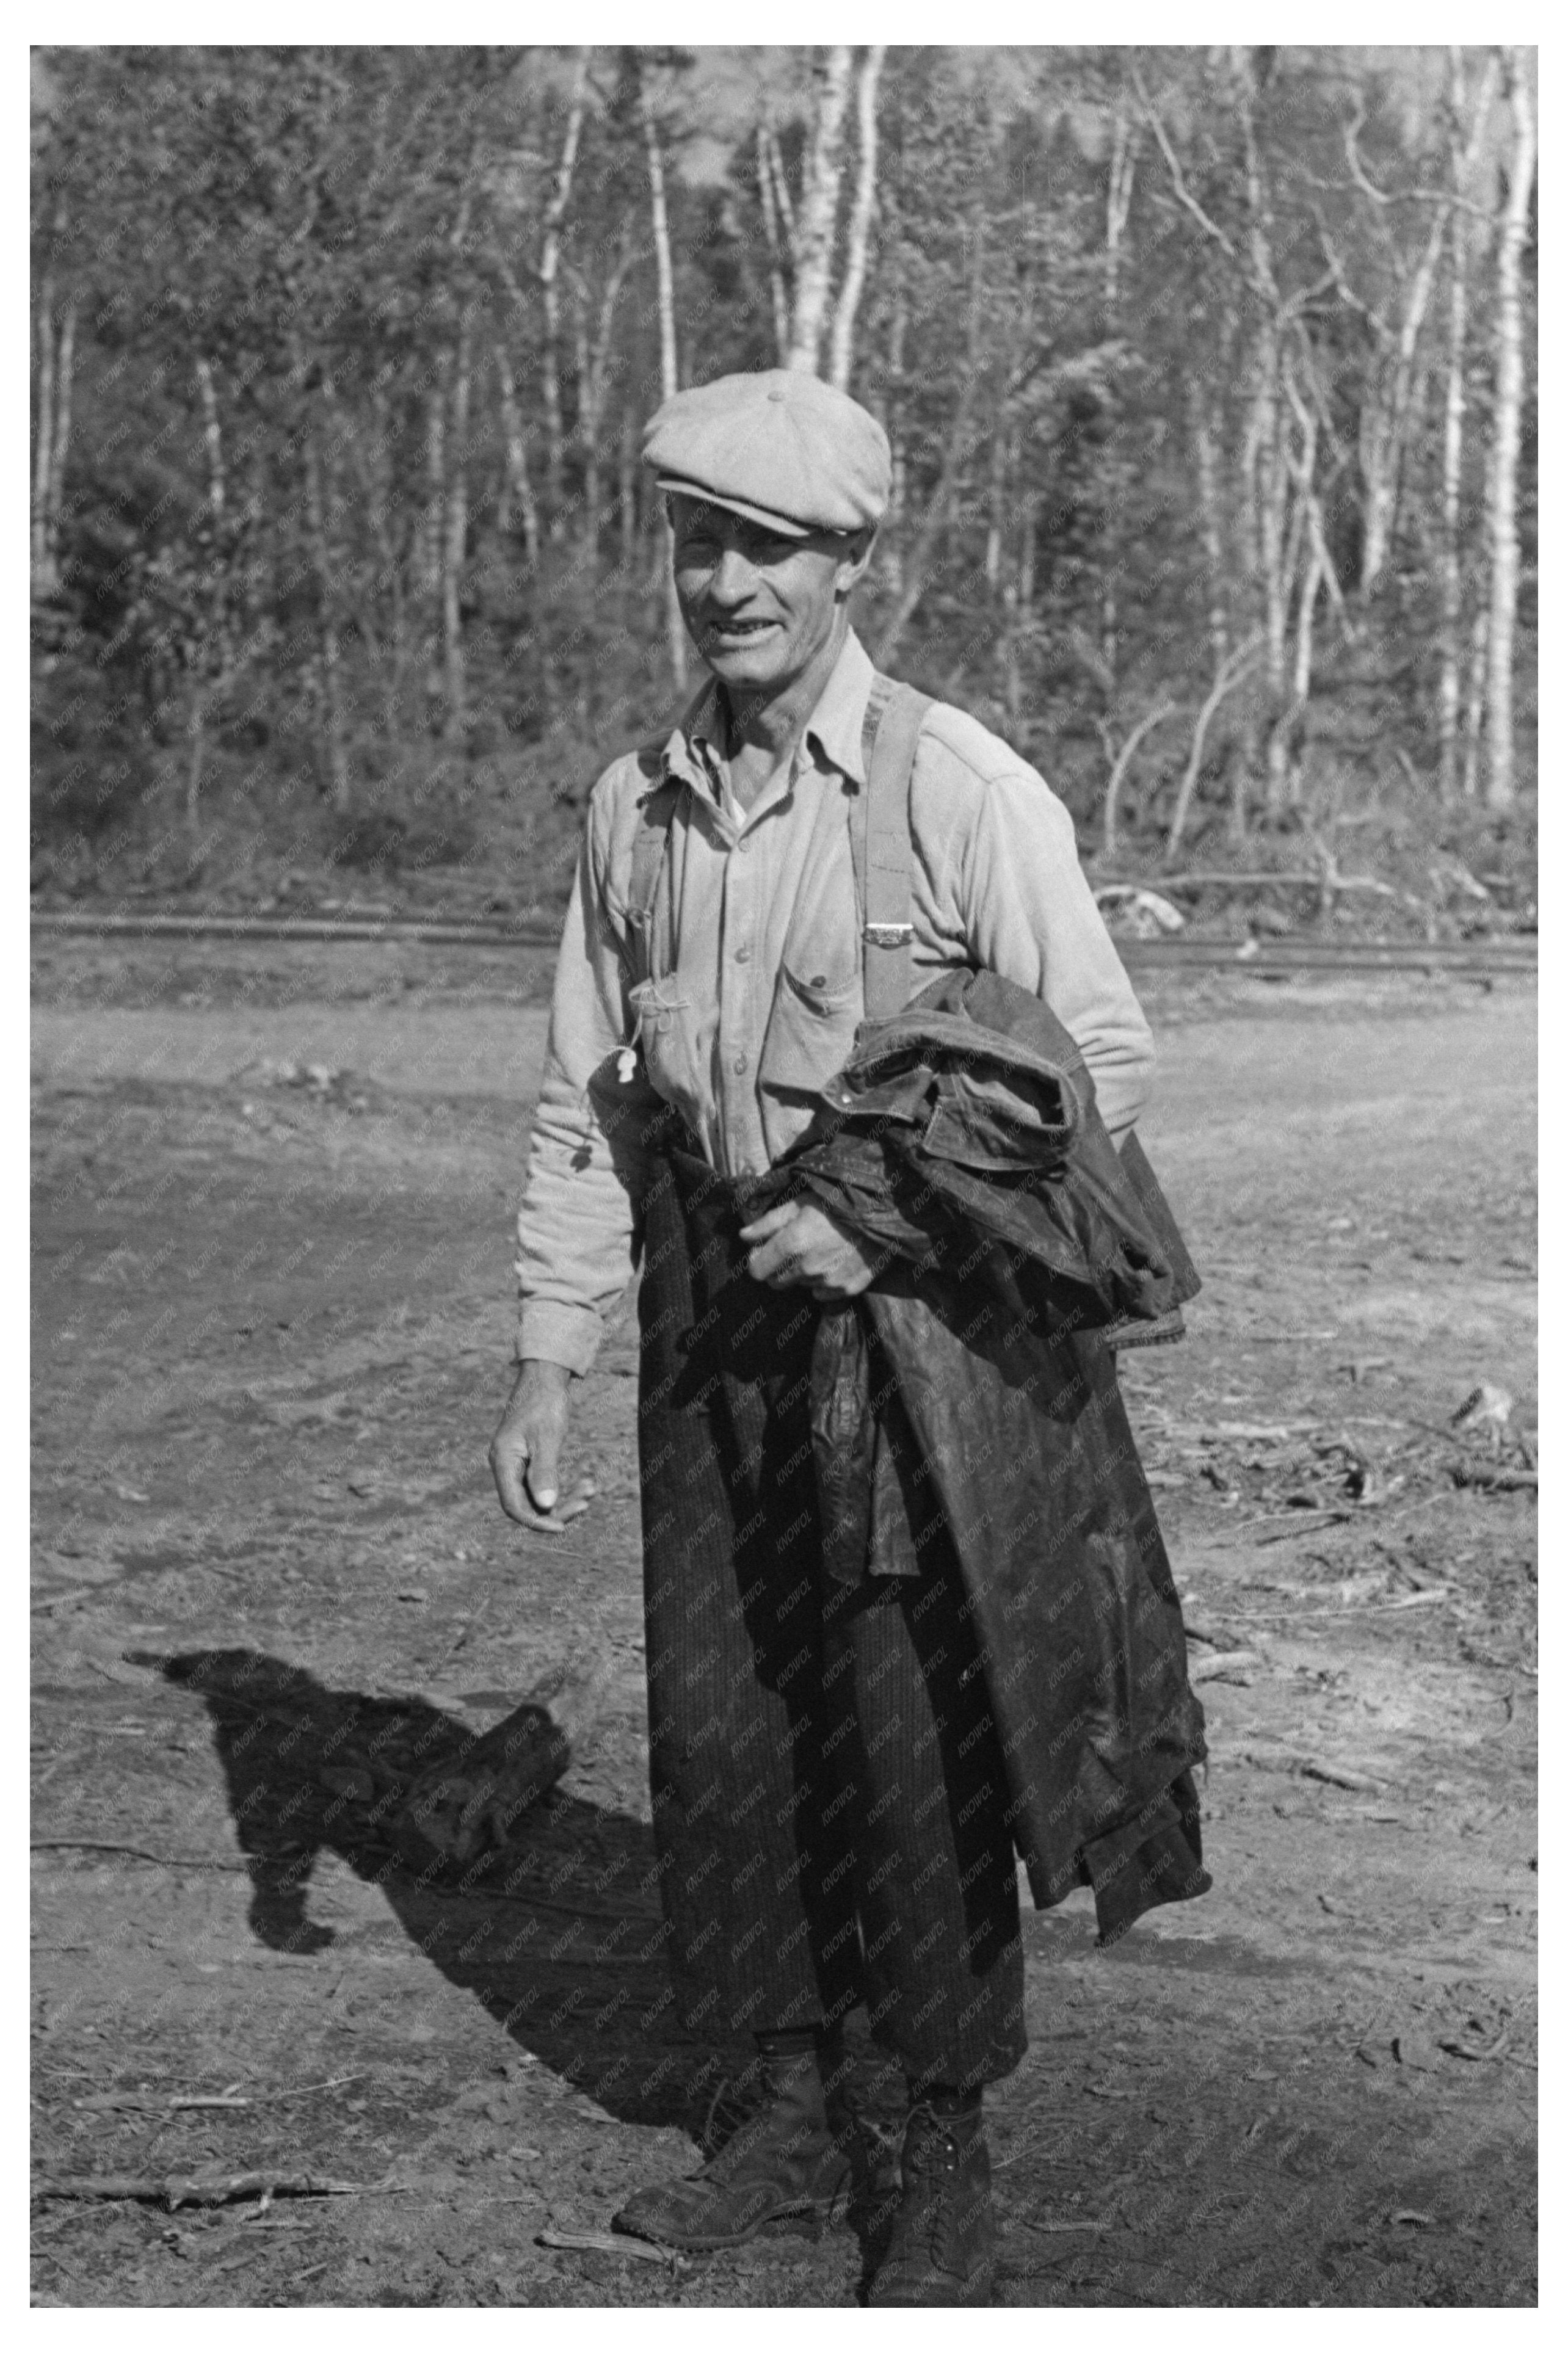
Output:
[854, 673, 933, 1022]
[624, 777, 680, 986]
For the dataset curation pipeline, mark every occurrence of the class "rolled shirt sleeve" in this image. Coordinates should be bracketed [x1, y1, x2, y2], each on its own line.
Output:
[513, 802, 640, 1376]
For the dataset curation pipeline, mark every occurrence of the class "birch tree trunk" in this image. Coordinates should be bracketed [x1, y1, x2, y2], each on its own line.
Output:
[421, 369, 447, 714]
[1484, 46, 1536, 812]
[540, 48, 589, 535]
[1099, 96, 1138, 682]
[575, 228, 634, 564]
[873, 230, 985, 669]
[1437, 206, 1469, 805]
[1188, 375, 1230, 665]
[46, 297, 76, 592]
[828, 46, 885, 393]
[304, 424, 351, 814]
[640, 63, 686, 690]
[494, 343, 540, 566]
[618, 404, 637, 599]
[1359, 204, 1448, 595]
[443, 310, 471, 742]
[757, 125, 791, 363]
[1437, 49, 1499, 802]
[1462, 601, 1487, 801]
[195, 357, 225, 520]
[1258, 327, 1291, 807]
[786, 46, 853, 374]
[33, 273, 58, 596]
[882, 223, 908, 596]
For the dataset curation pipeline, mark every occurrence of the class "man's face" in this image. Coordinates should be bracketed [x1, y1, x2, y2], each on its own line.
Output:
[669, 498, 871, 694]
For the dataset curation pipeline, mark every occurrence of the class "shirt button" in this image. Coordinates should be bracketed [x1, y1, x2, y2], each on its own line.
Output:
[733, 1053, 749, 1074]
[735, 944, 752, 963]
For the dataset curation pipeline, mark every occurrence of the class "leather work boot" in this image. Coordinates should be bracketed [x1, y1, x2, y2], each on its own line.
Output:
[866, 2097, 996, 2307]
[612, 2045, 855, 2252]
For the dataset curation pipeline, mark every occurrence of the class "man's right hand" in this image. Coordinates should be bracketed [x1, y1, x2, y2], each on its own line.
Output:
[489, 1359, 576, 1526]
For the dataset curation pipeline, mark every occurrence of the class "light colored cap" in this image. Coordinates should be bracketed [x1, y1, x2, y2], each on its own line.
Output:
[643, 368, 891, 538]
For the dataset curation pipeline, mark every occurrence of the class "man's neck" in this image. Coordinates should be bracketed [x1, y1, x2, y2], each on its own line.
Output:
[719, 617, 851, 788]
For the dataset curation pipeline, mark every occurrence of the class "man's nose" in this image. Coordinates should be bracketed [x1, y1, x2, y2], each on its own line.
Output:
[708, 548, 760, 606]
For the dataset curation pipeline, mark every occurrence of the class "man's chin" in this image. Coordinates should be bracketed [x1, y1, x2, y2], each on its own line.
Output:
[700, 636, 792, 689]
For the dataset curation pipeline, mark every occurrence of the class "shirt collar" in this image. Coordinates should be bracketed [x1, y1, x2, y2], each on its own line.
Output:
[659, 628, 875, 799]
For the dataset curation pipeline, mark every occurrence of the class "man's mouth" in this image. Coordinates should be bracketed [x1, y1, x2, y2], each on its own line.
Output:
[706, 617, 776, 641]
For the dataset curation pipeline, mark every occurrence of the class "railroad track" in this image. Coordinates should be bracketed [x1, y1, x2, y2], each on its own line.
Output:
[31, 908, 1536, 976]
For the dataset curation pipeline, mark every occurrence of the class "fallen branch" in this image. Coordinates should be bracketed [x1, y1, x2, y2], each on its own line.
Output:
[1189, 1649, 1265, 1682]
[537, 2227, 683, 2267]
[32, 2170, 398, 2210]
[72, 2075, 361, 2117]
[31, 1840, 249, 1874]
[1450, 1462, 1537, 1492]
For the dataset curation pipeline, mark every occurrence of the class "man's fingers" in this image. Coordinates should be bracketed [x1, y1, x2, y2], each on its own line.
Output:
[738, 1202, 799, 1244]
[507, 1471, 595, 1535]
[748, 1233, 803, 1285]
[490, 1446, 535, 1526]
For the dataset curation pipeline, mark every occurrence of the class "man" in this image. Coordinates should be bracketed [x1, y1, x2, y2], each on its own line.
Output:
[490, 368, 1190, 2305]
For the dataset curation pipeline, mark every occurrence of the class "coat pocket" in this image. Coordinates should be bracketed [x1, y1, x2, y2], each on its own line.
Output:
[759, 960, 863, 1100]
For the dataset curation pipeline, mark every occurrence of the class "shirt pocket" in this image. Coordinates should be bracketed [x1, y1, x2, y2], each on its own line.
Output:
[758, 959, 863, 1102]
[628, 974, 710, 1123]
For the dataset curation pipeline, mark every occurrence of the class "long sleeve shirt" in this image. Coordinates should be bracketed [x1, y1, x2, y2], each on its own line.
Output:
[514, 628, 1155, 1376]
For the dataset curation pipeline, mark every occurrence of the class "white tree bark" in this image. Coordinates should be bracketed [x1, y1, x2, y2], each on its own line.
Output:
[494, 343, 540, 567]
[1188, 376, 1230, 664]
[786, 46, 853, 374]
[1166, 633, 1266, 860]
[1437, 206, 1470, 804]
[1359, 204, 1448, 595]
[443, 308, 471, 740]
[640, 62, 686, 689]
[1484, 46, 1535, 811]
[1462, 600, 1488, 801]
[304, 422, 351, 815]
[1437, 50, 1499, 802]
[195, 356, 225, 520]
[33, 274, 57, 595]
[757, 124, 791, 363]
[1099, 92, 1139, 684]
[828, 46, 885, 393]
[540, 48, 589, 529]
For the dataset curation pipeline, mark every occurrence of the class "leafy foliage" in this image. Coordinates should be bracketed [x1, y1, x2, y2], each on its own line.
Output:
[31, 45, 1535, 915]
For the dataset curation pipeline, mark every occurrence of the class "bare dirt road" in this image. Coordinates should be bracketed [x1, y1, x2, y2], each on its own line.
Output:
[31, 941, 1536, 2307]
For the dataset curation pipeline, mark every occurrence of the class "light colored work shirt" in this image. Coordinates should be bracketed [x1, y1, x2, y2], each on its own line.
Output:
[515, 628, 1155, 1375]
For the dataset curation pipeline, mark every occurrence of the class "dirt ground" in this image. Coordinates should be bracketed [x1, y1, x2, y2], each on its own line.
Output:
[31, 936, 1537, 2308]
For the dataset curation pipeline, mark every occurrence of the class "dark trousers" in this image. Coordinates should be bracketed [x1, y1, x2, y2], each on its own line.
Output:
[636, 1138, 1026, 2093]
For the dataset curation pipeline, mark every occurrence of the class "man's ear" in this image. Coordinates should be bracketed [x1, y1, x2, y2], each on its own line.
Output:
[835, 526, 877, 598]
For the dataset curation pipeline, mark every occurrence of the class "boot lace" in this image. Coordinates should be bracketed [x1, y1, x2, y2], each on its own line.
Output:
[896, 2104, 969, 2268]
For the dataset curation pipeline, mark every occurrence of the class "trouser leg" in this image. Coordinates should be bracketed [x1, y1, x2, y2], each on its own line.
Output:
[822, 1551, 1027, 2095]
[636, 1146, 1024, 2075]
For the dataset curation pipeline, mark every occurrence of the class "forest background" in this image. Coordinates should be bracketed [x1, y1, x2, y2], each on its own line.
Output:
[29, 45, 1538, 936]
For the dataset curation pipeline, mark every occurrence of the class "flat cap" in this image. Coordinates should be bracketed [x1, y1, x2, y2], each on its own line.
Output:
[643, 368, 891, 538]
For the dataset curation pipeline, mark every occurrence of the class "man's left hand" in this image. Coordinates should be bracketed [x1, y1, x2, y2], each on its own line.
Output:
[738, 1200, 881, 1299]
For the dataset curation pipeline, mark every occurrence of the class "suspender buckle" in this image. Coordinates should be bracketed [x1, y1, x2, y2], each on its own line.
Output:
[863, 921, 914, 949]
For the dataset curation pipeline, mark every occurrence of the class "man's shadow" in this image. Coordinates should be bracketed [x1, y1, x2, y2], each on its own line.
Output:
[145, 1643, 912, 2291]
[143, 1645, 728, 2134]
